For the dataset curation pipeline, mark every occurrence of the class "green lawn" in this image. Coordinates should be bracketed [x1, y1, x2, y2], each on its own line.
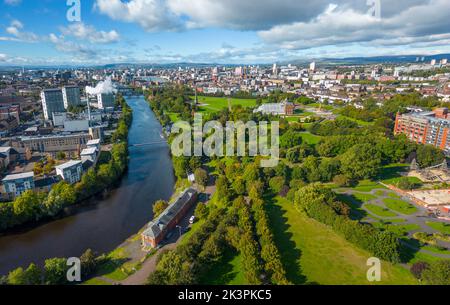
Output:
[299, 132, 322, 145]
[167, 112, 181, 123]
[422, 245, 450, 255]
[194, 96, 257, 113]
[365, 204, 398, 218]
[353, 192, 377, 203]
[199, 249, 246, 285]
[266, 197, 418, 285]
[383, 198, 418, 215]
[426, 222, 450, 234]
[82, 278, 112, 286]
[353, 180, 385, 192]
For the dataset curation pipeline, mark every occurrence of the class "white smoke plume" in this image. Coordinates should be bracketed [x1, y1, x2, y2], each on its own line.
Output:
[86, 77, 117, 95]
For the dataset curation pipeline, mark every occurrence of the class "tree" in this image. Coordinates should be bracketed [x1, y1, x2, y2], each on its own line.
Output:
[7, 267, 27, 285]
[13, 191, 40, 221]
[44, 258, 67, 285]
[56, 152, 66, 160]
[80, 249, 97, 278]
[24, 263, 42, 285]
[194, 203, 209, 220]
[194, 168, 208, 187]
[269, 176, 285, 194]
[232, 178, 246, 196]
[216, 176, 231, 203]
[333, 174, 351, 187]
[153, 200, 168, 218]
[410, 262, 430, 280]
[416, 145, 445, 168]
[280, 129, 303, 149]
[340, 144, 382, 180]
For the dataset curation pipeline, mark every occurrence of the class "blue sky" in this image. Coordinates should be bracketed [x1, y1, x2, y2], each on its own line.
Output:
[1, 0, 450, 65]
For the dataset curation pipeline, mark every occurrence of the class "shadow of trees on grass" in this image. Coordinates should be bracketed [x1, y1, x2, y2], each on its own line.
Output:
[265, 197, 307, 284]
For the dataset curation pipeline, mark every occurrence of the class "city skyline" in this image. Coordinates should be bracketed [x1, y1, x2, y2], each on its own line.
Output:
[1, 0, 450, 66]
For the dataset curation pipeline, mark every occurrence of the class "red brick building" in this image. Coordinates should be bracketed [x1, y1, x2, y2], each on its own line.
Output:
[141, 188, 198, 249]
[395, 108, 450, 155]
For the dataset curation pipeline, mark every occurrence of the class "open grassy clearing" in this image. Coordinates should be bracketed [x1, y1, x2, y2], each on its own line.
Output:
[383, 198, 418, 215]
[266, 197, 417, 285]
[299, 132, 322, 145]
[194, 96, 257, 113]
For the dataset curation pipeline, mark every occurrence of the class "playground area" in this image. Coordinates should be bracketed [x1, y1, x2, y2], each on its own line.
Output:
[407, 159, 450, 183]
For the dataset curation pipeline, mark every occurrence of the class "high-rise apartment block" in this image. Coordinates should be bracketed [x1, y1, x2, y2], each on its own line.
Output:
[395, 108, 450, 155]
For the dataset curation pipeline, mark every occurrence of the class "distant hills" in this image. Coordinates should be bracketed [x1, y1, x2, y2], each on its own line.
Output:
[1, 53, 450, 71]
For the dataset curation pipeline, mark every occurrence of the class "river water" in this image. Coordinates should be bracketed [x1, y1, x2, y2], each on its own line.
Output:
[0, 96, 175, 275]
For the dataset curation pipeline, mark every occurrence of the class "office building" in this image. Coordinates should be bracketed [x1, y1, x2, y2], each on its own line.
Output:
[41, 89, 65, 120]
[62, 86, 82, 109]
[97, 93, 115, 109]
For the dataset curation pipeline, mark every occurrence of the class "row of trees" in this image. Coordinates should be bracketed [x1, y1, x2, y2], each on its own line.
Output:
[293, 184, 401, 263]
[1, 249, 98, 285]
[0, 98, 132, 232]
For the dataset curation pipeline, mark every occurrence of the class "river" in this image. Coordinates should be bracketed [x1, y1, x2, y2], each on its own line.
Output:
[0, 96, 175, 275]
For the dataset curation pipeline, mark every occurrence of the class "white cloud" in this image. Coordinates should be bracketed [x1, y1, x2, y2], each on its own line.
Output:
[0, 53, 8, 62]
[2, 20, 39, 43]
[48, 33, 98, 58]
[258, 0, 450, 50]
[94, 0, 182, 31]
[60, 23, 120, 44]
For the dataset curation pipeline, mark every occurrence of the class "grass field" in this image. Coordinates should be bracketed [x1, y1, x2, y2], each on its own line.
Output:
[365, 204, 398, 217]
[426, 222, 450, 234]
[352, 192, 377, 203]
[383, 198, 418, 215]
[266, 197, 418, 285]
[199, 250, 246, 285]
[299, 132, 322, 145]
[194, 96, 257, 113]
[167, 112, 181, 123]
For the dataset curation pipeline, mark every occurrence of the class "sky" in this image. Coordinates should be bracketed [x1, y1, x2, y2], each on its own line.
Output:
[1, 0, 450, 66]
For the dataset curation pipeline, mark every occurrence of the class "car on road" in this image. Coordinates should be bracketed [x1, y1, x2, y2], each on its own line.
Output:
[189, 216, 196, 224]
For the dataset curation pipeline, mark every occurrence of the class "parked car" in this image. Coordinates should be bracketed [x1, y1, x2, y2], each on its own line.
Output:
[189, 216, 196, 224]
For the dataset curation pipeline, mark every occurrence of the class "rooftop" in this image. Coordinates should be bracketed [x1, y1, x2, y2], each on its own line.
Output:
[55, 160, 82, 171]
[143, 188, 197, 239]
[2, 172, 34, 181]
[81, 147, 98, 155]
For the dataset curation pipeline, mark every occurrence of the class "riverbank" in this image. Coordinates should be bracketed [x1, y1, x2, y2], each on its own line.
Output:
[0, 97, 132, 236]
[0, 96, 176, 277]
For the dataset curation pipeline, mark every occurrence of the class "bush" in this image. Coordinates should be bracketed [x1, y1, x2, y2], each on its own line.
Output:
[269, 176, 285, 194]
[333, 175, 351, 187]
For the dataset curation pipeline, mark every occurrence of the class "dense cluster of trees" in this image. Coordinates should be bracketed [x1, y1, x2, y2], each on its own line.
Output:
[0, 97, 132, 233]
[339, 93, 444, 123]
[293, 184, 401, 263]
[147, 85, 194, 126]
